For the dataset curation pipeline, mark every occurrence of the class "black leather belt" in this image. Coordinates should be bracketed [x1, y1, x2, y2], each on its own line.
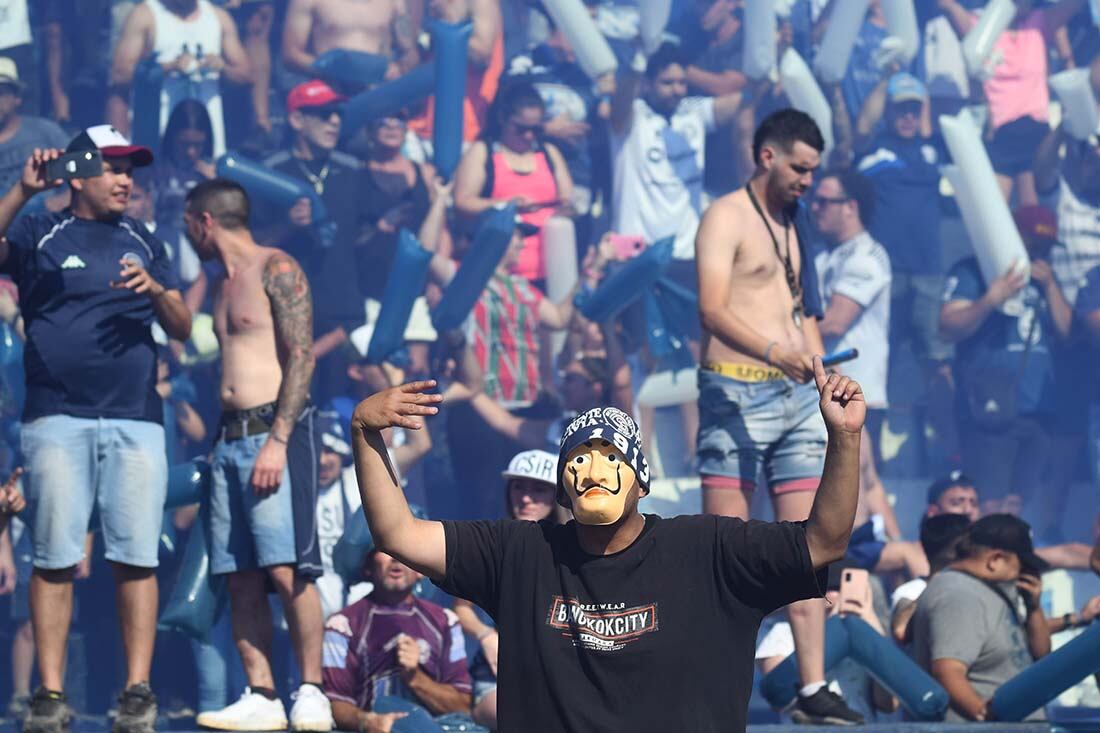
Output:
[220, 402, 276, 441]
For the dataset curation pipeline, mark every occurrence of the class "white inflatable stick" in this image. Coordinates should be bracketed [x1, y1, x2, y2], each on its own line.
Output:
[962, 0, 1016, 79]
[1049, 68, 1100, 141]
[881, 0, 920, 64]
[640, 0, 673, 55]
[779, 48, 834, 155]
[541, 0, 618, 80]
[813, 0, 871, 84]
[742, 0, 777, 80]
[543, 216, 579, 356]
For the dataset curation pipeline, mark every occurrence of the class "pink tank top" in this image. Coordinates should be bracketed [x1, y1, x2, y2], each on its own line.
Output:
[489, 147, 558, 281]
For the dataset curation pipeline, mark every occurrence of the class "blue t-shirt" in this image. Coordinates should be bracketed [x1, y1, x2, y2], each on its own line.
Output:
[0, 211, 178, 423]
[858, 132, 944, 275]
[944, 258, 1056, 416]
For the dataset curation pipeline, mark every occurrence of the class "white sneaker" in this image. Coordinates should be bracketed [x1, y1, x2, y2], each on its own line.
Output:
[196, 688, 288, 731]
[289, 685, 333, 732]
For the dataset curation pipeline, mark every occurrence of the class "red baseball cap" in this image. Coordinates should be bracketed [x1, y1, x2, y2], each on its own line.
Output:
[286, 80, 347, 114]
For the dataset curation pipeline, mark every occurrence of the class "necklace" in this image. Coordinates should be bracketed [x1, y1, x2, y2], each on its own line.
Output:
[745, 182, 804, 326]
[296, 158, 331, 196]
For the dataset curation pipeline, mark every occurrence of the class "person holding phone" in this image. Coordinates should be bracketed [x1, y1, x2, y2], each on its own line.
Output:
[0, 126, 192, 733]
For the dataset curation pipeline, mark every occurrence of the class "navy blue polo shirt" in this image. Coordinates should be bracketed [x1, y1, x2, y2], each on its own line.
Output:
[0, 211, 178, 423]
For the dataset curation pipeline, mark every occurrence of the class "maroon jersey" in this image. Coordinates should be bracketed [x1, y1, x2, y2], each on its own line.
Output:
[322, 595, 472, 710]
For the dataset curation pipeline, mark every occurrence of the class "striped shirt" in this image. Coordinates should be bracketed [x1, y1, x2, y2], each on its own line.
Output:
[1044, 174, 1100, 305]
[470, 273, 544, 405]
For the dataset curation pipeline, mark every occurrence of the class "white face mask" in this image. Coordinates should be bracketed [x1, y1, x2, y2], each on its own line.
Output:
[562, 440, 637, 526]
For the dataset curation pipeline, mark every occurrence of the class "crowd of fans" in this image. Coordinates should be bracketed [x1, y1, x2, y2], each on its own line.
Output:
[2, 0, 1100, 730]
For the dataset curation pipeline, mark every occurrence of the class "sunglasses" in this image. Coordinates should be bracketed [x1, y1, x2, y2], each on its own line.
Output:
[302, 105, 344, 119]
[509, 120, 543, 135]
[811, 195, 849, 208]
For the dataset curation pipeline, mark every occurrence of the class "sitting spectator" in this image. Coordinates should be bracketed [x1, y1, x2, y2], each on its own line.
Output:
[452, 448, 562, 730]
[936, 0, 1082, 204]
[109, 0, 252, 151]
[610, 42, 744, 267]
[409, 0, 504, 145]
[940, 206, 1073, 515]
[282, 0, 418, 79]
[924, 471, 981, 521]
[911, 514, 1052, 721]
[0, 58, 69, 196]
[322, 548, 473, 731]
[890, 513, 973, 643]
[453, 82, 573, 284]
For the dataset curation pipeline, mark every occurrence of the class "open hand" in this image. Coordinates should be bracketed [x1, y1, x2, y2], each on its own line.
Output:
[1017, 573, 1043, 611]
[352, 381, 441, 432]
[985, 263, 1028, 307]
[814, 356, 865, 435]
[250, 438, 287, 496]
[111, 259, 166, 298]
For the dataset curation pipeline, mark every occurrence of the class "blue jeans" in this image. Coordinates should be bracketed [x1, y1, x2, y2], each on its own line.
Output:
[209, 432, 295, 574]
[374, 697, 488, 733]
[696, 370, 827, 494]
[21, 415, 167, 568]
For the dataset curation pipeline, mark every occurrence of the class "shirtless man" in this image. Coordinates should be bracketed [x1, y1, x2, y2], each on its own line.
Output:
[282, 0, 418, 78]
[182, 180, 332, 732]
[695, 108, 863, 726]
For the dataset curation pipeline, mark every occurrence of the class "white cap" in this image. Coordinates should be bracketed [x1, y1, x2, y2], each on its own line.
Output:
[501, 450, 558, 486]
[0, 57, 21, 89]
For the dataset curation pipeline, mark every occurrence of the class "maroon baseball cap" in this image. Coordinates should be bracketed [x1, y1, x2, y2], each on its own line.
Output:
[67, 125, 154, 167]
[286, 80, 347, 114]
[1013, 205, 1059, 244]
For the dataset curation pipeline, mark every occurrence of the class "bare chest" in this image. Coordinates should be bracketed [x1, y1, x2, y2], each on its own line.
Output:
[734, 213, 803, 284]
[214, 271, 272, 339]
[315, 0, 393, 36]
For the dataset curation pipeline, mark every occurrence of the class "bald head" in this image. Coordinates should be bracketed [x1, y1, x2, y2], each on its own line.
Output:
[186, 178, 251, 231]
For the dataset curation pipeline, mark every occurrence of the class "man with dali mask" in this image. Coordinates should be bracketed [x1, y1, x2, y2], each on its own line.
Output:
[348, 356, 864, 733]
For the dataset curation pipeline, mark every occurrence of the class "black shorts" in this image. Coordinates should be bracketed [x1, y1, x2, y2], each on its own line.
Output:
[987, 116, 1049, 177]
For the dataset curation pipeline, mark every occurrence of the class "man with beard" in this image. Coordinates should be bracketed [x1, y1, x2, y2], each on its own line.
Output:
[321, 546, 472, 731]
[346, 352, 864, 732]
[183, 179, 331, 732]
[0, 127, 191, 733]
[695, 109, 863, 724]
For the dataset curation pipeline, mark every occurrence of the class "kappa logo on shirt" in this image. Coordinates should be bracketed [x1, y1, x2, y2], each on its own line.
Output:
[546, 596, 659, 652]
[60, 255, 87, 270]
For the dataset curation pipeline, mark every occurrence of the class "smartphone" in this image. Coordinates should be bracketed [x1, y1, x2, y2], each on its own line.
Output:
[609, 234, 645, 260]
[822, 348, 859, 368]
[45, 150, 103, 181]
[837, 568, 870, 609]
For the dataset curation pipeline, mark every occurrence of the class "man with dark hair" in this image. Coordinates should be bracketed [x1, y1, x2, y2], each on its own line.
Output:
[609, 41, 744, 263]
[890, 513, 972, 643]
[912, 514, 1052, 721]
[348, 353, 866, 732]
[696, 108, 863, 724]
[924, 472, 980, 521]
[0, 126, 192, 733]
[813, 170, 890, 411]
[183, 179, 332, 732]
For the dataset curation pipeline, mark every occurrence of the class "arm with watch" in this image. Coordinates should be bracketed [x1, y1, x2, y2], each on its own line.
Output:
[1047, 596, 1100, 634]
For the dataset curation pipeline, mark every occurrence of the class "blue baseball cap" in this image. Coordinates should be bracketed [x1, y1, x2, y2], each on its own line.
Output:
[316, 410, 352, 466]
[887, 73, 926, 104]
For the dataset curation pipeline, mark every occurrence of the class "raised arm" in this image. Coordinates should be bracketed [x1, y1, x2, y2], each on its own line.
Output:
[468, 0, 503, 68]
[940, 268, 1027, 343]
[804, 357, 863, 569]
[1033, 123, 1066, 195]
[350, 382, 447, 580]
[610, 68, 642, 136]
[0, 150, 64, 264]
[937, 0, 975, 37]
[855, 76, 889, 151]
[392, 0, 420, 72]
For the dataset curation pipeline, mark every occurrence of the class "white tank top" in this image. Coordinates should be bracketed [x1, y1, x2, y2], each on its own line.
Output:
[147, 0, 222, 64]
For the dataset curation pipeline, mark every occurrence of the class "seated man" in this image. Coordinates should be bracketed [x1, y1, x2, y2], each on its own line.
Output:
[890, 513, 972, 644]
[322, 546, 472, 732]
[911, 514, 1052, 721]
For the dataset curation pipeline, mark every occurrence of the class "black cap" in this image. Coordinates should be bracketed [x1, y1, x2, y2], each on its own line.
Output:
[926, 470, 974, 505]
[968, 514, 1050, 573]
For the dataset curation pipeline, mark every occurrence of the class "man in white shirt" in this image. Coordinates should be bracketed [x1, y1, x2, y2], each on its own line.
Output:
[813, 170, 891, 410]
[609, 42, 744, 265]
[313, 412, 362, 620]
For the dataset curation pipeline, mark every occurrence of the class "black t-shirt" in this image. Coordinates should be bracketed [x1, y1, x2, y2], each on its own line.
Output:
[263, 150, 366, 334]
[436, 514, 825, 732]
[0, 211, 177, 422]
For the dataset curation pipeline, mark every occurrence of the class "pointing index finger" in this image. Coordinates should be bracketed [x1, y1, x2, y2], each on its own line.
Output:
[812, 355, 826, 390]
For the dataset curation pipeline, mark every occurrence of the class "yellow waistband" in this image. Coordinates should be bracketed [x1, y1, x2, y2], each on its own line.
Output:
[702, 361, 786, 382]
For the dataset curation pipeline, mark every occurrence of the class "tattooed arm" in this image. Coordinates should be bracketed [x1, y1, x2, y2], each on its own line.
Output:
[250, 252, 315, 495]
[265, 252, 315, 441]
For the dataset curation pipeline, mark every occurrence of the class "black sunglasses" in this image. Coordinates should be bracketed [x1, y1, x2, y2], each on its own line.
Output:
[303, 104, 344, 119]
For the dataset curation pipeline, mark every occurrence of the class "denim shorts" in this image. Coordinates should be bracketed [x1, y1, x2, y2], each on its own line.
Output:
[696, 369, 827, 494]
[208, 432, 296, 574]
[21, 415, 167, 569]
